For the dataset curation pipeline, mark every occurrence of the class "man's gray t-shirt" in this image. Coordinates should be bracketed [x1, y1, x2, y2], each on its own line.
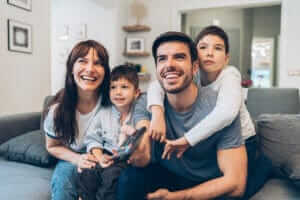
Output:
[133, 88, 243, 182]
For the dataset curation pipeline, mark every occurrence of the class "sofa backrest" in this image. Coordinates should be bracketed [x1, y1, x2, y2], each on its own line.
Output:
[246, 88, 300, 120]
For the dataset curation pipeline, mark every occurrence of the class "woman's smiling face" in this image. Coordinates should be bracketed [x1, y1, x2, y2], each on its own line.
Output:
[72, 48, 105, 95]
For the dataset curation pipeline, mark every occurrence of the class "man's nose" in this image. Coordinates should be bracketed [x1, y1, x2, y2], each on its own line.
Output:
[166, 58, 175, 66]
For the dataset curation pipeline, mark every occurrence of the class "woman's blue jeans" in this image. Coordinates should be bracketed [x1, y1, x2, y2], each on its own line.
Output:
[51, 160, 78, 200]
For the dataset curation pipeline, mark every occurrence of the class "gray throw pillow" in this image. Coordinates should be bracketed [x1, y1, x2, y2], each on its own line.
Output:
[282, 154, 300, 188]
[256, 114, 300, 178]
[0, 130, 56, 167]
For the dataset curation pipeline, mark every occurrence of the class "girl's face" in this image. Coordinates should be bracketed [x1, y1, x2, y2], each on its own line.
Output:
[197, 34, 229, 74]
[72, 48, 105, 95]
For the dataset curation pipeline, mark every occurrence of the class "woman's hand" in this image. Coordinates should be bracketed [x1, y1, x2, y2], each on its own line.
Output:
[150, 105, 166, 143]
[76, 153, 97, 172]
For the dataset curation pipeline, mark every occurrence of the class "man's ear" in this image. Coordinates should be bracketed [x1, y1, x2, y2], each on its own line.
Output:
[192, 60, 199, 76]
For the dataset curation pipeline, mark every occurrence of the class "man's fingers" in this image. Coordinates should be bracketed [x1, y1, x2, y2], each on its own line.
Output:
[177, 150, 184, 158]
[146, 190, 162, 199]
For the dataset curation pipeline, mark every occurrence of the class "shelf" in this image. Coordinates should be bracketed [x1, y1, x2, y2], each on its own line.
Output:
[122, 25, 151, 32]
[138, 73, 151, 81]
[123, 52, 150, 57]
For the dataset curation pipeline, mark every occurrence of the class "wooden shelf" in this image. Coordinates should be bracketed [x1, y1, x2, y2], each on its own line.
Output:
[138, 73, 151, 81]
[123, 52, 150, 57]
[122, 25, 151, 32]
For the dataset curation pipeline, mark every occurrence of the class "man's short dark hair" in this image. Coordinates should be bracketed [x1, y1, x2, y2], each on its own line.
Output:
[152, 31, 198, 64]
[195, 25, 229, 54]
[110, 65, 139, 89]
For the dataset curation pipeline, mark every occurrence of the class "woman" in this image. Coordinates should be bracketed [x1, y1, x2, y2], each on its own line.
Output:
[43, 40, 111, 200]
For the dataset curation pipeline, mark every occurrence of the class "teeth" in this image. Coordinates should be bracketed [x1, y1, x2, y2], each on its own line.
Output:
[81, 76, 96, 81]
[164, 72, 179, 79]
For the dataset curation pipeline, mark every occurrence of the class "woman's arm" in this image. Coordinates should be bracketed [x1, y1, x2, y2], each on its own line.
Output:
[46, 136, 96, 169]
[185, 67, 243, 146]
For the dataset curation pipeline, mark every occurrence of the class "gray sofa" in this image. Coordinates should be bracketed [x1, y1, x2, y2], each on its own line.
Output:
[0, 88, 300, 200]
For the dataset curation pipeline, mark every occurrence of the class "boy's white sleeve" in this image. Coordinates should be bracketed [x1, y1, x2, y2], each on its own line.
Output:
[147, 80, 165, 112]
[185, 67, 243, 146]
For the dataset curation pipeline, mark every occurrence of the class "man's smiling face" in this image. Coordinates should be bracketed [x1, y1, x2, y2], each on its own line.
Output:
[156, 41, 197, 94]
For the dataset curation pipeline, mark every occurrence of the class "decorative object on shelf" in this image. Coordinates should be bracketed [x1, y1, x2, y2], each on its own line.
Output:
[123, 25, 151, 32]
[126, 37, 145, 54]
[124, 62, 150, 81]
[138, 72, 151, 81]
[7, 0, 32, 11]
[8, 19, 32, 54]
[241, 79, 253, 88]
[131, 0, 147, 26]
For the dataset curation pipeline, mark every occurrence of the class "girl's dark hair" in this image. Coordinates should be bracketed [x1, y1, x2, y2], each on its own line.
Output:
[46, 40, 111, 145]
[194, 25, 230, 54]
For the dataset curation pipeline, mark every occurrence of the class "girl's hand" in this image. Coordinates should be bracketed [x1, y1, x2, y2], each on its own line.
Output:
[150, 105, 166, 143]
[76, 153, 97, 171]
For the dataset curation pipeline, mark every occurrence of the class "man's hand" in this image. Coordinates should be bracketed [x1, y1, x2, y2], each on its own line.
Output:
[162, 137, 190, 160]
[147, 189, 174, 200]
[150, 105, 166, 143]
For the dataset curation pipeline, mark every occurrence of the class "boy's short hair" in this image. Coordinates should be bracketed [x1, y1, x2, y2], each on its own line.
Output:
[195, 25, 230, 54]
[152, 31, 198, 64]
[110, 65, 139, 89]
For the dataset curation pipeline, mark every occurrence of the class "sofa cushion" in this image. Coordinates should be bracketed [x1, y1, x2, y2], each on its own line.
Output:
[256, 114, 300, 178]
[282, 154, 300, 188]
[0, 157, 53, 200]
[0, 130, 57, 167]
[250, 178, 300, 200]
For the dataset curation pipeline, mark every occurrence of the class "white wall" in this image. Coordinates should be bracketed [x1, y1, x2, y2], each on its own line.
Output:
[0, 0, 51, 115]
[169, 0, 300, 89]
[51, 0, 129, 94]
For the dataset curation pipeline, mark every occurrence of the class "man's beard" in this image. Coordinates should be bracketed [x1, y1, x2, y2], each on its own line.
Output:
[158, 73, 193, 94]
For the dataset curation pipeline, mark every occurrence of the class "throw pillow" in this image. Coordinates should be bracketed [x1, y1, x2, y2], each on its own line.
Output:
[282, 154, 300, 188]
[256, 114, 300, 178]
[0, 130, 57, 167]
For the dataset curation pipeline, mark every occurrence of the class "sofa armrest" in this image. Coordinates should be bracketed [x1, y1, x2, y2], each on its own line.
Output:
[0, 112, 41, 145]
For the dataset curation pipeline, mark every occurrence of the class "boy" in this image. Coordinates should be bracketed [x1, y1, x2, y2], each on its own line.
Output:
[77, 65, 143, 200]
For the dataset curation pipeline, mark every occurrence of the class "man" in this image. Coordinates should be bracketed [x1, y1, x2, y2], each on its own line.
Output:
[117, 32, 247, 200]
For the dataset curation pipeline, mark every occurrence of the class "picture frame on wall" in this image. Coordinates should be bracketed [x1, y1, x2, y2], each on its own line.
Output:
[7, 0, 32, 11]
[8, 19, 32, 54]
[126, 37, 145, 53]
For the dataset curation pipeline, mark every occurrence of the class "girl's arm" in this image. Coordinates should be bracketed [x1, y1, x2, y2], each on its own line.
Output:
[185, 67, 242, 146]
[147, 80, 166, 142]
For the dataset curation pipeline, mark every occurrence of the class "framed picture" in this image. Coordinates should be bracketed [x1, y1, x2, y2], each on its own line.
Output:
[7, 0, 32, 11]
[126, 37, 145, 53]
[8, 19, 32, 54]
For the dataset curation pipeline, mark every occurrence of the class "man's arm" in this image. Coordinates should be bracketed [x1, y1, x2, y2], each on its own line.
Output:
[148, 145, 247, 200]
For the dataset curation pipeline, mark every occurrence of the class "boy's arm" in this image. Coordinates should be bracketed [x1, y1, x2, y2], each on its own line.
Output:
[147, 80, 167, 142]
[185, 67, 243, 146]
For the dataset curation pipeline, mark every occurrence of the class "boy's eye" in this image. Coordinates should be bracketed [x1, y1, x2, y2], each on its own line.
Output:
[198, 45, 206, 50]
[110, 86, 116, 89]
[121, 85, 129, 89]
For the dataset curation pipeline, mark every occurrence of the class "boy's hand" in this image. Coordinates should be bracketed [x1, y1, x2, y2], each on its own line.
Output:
[162, 137, 190, 160]
[99, 154, 114, 168]
[150, 105, 166, 143]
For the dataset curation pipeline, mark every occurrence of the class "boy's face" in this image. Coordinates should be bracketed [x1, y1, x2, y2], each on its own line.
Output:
[110, 78, 140, 112]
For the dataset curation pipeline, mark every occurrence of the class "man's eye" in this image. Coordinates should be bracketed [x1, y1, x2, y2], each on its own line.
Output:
[157, 57, 165, 62]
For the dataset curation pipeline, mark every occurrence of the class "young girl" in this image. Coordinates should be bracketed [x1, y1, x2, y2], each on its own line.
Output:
[43, 40, 111, 200]
[148, 26, 272, 199]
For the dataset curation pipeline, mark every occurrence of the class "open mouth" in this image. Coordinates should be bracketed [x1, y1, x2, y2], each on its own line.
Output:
[80, 75, 97, 82]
